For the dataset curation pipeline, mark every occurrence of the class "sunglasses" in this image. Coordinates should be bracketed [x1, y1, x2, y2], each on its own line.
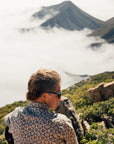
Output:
[43, 91, 62, 99]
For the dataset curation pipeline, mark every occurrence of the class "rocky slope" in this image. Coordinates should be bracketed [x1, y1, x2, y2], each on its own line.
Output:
[0, 71, 114, 144]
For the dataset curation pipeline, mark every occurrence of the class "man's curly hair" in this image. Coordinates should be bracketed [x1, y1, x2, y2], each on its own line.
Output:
[26, 68, 61, 101]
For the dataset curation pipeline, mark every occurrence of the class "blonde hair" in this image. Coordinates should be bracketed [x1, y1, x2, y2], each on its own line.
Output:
[26, 68, 61, 101]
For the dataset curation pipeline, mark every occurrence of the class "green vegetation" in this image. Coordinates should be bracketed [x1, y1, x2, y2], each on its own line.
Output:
[62, 71, 114, 143]
[62, 71, 114, 110]
[80, 123, 114, 144]
[0, 71, 114, 143]
[80, 97, 114, 123]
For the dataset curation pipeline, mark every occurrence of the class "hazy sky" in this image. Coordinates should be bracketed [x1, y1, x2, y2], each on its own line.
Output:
[0, 0, 114, 20]
[0, 0, 114, 107]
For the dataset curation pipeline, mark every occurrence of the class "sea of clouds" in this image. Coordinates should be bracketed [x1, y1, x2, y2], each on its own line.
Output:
[0, 0, 114, 107]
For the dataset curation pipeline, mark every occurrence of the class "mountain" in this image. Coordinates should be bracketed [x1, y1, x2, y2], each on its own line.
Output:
[89, 17, 114, 43]
[105, 17, 114, 25]
[32, 1, 104, 31]
[0, 71, 114, 143]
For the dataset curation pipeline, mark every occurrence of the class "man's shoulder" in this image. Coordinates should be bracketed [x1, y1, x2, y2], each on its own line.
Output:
[4, 106, 23, 126]
[8, 106, 23, 117]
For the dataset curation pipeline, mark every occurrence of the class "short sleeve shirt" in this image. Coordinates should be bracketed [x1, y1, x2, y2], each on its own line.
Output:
[4, 101, 78, 144]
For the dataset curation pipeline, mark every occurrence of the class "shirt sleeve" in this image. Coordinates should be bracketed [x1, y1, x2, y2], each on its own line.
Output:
[4, 114, 13, 133]
[63, 117, 79, 144]
[4, 114, 10, 126]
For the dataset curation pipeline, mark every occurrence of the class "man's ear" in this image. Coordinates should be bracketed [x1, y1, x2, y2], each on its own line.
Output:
[42, 93, 46, 99]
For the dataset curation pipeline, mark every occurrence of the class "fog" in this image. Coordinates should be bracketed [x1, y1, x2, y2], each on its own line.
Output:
[0, 0, 114, 107]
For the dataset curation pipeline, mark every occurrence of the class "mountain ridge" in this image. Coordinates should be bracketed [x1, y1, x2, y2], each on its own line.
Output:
[20, 1, 114, 44]
[89, 17, 114, 43]
[32, 1, 104, 31]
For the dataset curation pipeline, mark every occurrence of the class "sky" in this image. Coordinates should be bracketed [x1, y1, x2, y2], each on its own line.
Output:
[0, 0, 114, 20]
[0, 0, 114, 107]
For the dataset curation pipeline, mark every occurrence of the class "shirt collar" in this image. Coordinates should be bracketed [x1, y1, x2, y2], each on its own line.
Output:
[28, 101, 49, 111]
[29, 102, 48, 109]
[22, 101, 56, 119]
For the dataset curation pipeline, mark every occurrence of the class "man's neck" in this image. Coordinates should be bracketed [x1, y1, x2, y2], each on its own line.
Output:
[35, 97, 46, 104]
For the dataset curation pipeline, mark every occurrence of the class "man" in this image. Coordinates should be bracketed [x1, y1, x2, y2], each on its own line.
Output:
[4, 68, 78, 144]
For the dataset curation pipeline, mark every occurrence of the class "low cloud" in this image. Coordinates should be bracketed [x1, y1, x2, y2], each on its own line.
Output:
[0, 0, 114, 107]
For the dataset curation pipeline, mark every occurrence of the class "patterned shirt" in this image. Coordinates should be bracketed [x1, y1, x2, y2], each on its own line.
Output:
[4, 101, 78, 144]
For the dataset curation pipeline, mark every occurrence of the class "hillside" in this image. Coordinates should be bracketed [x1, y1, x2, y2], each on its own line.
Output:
[32, 1, 104, 31]
[89, 17, 114, 43]
[62, 71, 114, 143]
[105, 17, 114, 25]
[0, 71, 114, 143]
